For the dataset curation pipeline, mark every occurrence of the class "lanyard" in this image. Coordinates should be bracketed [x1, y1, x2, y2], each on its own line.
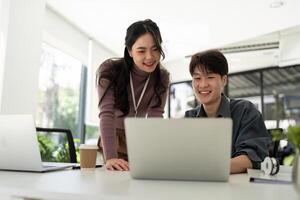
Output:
[130, 72, 150, 117]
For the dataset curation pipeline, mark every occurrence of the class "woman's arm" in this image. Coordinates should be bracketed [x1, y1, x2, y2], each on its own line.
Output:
[97, 61, 118, 161]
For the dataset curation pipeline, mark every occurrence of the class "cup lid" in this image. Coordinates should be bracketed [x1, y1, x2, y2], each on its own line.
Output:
[79, 144, 98, 149]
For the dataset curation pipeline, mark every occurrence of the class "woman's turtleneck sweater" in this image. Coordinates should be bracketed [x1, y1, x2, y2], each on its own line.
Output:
[97, 59, 169, 160]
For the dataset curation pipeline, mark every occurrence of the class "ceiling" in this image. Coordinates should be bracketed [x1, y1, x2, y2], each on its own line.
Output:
[46, 0, 300, 63]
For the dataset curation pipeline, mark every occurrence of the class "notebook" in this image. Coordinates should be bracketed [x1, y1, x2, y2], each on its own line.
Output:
[124, 118, 232, 181]
[0, 114, 75, 172]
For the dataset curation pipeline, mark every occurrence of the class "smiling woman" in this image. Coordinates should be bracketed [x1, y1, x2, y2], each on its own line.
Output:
[96, 19, 170, 171]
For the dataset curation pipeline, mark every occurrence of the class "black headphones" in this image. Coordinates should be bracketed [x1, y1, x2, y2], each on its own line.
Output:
[260, 156, 280, 175]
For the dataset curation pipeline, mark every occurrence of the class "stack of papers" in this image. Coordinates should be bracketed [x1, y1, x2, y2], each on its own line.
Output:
[248, 166, 292, 184]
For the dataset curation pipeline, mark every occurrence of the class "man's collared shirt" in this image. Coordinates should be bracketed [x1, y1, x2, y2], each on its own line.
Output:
[185, 95, 271, 169]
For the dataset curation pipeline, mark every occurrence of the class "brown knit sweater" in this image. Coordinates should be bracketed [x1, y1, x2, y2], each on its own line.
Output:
[97, 59, 170, 160]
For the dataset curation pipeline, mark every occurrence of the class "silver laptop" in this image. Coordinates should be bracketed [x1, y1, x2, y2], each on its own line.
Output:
[0, 114, 75, 172]
[125, 118, 232, 181]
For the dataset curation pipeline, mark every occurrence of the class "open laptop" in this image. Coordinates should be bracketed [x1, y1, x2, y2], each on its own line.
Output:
[0, 114, 76, 172]
[125, 118, 232, 181]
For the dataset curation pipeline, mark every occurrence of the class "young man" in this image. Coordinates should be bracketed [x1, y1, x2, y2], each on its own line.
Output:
[185, 49, 271, 174]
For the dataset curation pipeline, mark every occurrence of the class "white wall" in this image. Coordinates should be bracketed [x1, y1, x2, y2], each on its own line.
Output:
[279, 27, 300, 67]
[0, 0, 45, 115]
[43, 6, 89, 65]
[85, 40, 117, 126]
[0, 0, 10, 109]
[162, 58, 191, 83]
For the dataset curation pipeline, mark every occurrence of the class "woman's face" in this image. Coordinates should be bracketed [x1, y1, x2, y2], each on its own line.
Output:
[128, 33, 161, 73]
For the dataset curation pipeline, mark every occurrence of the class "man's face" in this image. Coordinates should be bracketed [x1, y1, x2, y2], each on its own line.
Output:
[192, 67, 227, 106]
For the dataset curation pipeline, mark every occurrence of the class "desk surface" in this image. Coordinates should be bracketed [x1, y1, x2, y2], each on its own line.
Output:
[0, 168, 299, 200]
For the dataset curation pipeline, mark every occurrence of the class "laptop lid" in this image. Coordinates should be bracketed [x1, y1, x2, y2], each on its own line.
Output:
[125, 118, 232, 181]
[0, 115, 74, 172]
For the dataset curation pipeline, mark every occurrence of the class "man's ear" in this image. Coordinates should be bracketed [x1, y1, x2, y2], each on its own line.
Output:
[222, 75, 228, 87]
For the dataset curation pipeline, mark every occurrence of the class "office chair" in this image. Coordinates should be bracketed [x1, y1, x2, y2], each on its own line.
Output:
[36, 127, 77, 163]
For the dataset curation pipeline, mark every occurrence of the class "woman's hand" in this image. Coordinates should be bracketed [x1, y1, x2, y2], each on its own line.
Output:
[105, 158, 129, 171]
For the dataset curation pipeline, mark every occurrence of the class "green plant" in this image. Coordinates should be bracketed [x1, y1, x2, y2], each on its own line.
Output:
[38, 134, 78, 163]
[270, 129, 285, 142]
[55, 137, 70, 163]
[74, 138, 81, 162]
[38, 134, 56, 162]
[287, 124, 300, 154]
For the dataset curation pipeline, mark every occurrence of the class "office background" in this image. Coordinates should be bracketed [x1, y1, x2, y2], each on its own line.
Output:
[1, 0, 300, 147]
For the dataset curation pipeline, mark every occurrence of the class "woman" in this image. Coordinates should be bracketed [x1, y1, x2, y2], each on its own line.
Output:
[96, 19, 170, 171]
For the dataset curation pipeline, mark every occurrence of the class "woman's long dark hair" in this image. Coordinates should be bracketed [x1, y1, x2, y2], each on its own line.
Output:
[96, 19, 168, 116]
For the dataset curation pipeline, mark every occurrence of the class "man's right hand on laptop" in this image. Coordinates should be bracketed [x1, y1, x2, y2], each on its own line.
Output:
[105, 158, 129, 171]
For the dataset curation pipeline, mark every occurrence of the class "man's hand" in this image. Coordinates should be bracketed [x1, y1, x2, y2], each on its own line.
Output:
[230, 155, 252, 174]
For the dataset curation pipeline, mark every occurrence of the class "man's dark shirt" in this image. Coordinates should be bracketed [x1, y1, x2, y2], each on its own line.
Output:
[185, 95, 271, 169]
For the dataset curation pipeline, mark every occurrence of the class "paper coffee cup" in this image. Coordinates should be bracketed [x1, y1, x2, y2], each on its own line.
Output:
[79, 144, 98, 170]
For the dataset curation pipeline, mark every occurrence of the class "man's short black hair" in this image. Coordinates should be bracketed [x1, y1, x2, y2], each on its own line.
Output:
[189, 49, 228, 76]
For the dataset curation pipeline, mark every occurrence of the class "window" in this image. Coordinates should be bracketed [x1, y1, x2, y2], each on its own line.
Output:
[169, 81, 196, 118]
[263, 66, 300, 129]
[36, 43, 82, 139]
[85, 125, 99, 144]
[228, 72, 262, 111]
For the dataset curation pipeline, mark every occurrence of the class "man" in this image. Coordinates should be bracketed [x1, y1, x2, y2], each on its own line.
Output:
[185, 49, 271, 174]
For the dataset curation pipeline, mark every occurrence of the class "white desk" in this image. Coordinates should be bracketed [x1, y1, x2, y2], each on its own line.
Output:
[0, 168, 299, 200]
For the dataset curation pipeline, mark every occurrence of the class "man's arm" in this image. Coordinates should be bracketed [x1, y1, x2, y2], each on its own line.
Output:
[230, 155, 253, 174]
[232, 100, 271, 171]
